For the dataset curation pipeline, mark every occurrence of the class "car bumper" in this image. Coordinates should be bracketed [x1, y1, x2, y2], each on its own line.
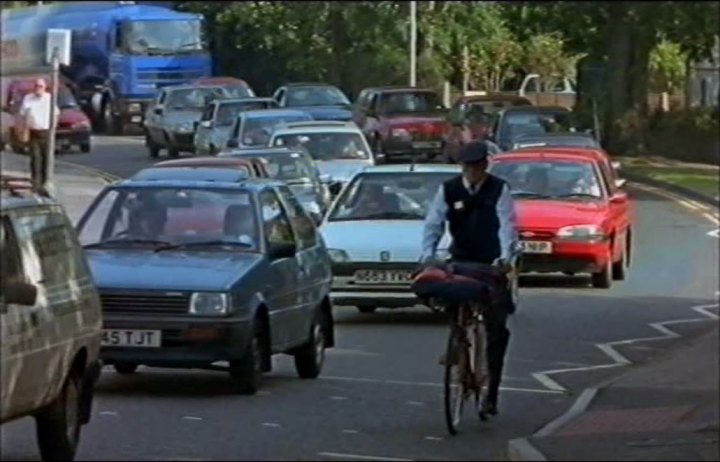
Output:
[56, 129, 91, 146]
[100, 314, 253, 368]
[330, 265, 418, 308]
[520, 240, 610, 274]
[383, 138, 443, 158]
[168, 131, 196, 152]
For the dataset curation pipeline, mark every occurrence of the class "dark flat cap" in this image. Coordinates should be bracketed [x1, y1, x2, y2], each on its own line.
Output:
[457, 140, 490, 163]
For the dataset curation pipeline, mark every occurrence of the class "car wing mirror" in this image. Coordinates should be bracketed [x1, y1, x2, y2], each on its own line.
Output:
[268, 241, 297, 260]
[4, 280, 38, 306]
[153, 106, 164, 115]
[200, 120, 212, 129]
[614, 178, 627, 189]
[328, 181, 342, 196]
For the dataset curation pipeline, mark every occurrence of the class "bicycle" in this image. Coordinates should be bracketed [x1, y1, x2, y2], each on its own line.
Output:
[419, 256, 519, 436]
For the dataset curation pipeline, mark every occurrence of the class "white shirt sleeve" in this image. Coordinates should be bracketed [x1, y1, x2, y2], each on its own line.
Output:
[496, 183, 518, 260]
[19, 94, 30, 116]
[421, 185, 448, 262]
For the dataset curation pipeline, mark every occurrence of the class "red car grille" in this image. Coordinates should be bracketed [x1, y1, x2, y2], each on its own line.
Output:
[397, 123, 444, 141]
[519, 229, 556, 239]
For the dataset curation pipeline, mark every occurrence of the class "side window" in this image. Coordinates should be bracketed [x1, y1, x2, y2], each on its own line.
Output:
[158, 91, 166, 105]
[259, 190, 295, 245]
[598, 160, 616, 196]
[78, 189, 121, 245]
[1, 216, 24, 287]
[275, 88, 285, 104]
[276, 186, 317, 250]
[369, 92, 379, 112]
[201, 103, 215, 121]
[14, 207, 88, 286]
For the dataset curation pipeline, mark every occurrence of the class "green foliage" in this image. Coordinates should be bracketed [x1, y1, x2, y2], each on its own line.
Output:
[649, 40, 688, 93]
[522, 33, 586, 90]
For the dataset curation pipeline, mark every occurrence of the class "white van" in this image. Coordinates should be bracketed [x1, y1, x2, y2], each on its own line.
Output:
[1, 177, 102, 461]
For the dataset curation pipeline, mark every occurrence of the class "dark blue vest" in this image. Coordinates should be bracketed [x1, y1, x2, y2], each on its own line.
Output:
[443, 174, 506, 264]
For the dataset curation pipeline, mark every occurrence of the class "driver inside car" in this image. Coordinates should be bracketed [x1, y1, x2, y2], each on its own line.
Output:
[121, 204, 167, 239]
[223, 204, 257, 248]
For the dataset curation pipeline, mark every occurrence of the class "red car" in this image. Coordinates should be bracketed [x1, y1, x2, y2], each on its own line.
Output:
[353, 87, 447, 162]
[490, 150, 633, 288]
[5, 76, 92, 153]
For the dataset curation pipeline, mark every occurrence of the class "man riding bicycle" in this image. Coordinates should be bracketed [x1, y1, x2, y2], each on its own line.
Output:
[421, 140, 519, 417]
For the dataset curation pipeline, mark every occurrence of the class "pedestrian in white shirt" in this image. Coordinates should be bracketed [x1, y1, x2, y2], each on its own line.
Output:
[19, 78, 59, 187]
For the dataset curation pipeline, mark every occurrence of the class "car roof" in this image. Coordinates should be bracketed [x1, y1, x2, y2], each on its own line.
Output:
[223, 148, 311, 160]
[501, 105, 570, 114]
[118, 174, 283, 191]
[161, 84, 226, 93]
[192, 77, 249, 87]
[360, 164, 462, 174]
[512, 146, 609, 159]
[130, 167, 252, 183]
[284, 82, 334, 88]
[458, 95, 532, 104]
[239, 109, 312, 119]
[216, 97, 275, 105]
[279, 121, 355, 129]
[272, 124, 362, 135]
[154, 157, 262, 168]
[493, 151, 598, 163]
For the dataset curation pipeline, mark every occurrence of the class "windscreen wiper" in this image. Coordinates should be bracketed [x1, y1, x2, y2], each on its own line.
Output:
[511, 191, 552, 199]
[154, 240, 254, 252]
[83, 239, 174, 249]
[553, 193, 601, 199]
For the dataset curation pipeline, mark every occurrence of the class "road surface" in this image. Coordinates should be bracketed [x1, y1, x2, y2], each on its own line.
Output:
[2, 136, 718, 461]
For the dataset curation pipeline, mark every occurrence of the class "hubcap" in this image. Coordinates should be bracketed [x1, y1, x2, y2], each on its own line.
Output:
[252, 337, 262, 373]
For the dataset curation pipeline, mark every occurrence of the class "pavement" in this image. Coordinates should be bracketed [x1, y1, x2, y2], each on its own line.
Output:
[1, 136, 718, 461]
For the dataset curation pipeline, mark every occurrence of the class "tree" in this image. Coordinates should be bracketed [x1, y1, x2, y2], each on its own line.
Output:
[649, 40, 688, 94]
[522, 33, 585, 91]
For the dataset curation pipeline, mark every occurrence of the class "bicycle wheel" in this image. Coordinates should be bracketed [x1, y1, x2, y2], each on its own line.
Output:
[444, 323, 466, 435]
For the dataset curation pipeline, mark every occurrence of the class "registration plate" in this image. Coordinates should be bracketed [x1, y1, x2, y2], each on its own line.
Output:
[101, 329, 161, 348]
[412, 141, 441, 150]
[520, 240, 553, 254]
[354, 270, 413, 284]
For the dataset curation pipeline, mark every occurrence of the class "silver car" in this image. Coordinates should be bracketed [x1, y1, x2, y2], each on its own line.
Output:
[144, 85, 230, 159]
[320, 164, 459, 313]
[269, 122, 376, 197]
[224, 109, 313, 151]
[194, 97, 278, 156]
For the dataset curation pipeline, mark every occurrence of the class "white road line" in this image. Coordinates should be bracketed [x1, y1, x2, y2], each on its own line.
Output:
[257, 391, 272, 396]
[424, 436, 443, 441]
[406, 401, 426, 406]
[99, 411, 118, 416]
[631, 182, 718, 225]
[322, 375, 562, 394]
[317, 452, 413, 461]
[341, 429, 360, 434]
[182, 416, 203, 421]
[330, 396, 349, 400]
[262, 422, 281, 428]
[532, 303, 719, 392]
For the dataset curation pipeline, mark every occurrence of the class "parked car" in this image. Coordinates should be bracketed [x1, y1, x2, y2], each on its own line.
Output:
[194, 97, 278, 156]
[319, 164, 459, 313]
[224, 109, 313, 150]
[5, 76, 92, 154]
[491, 106, 576, 152]
[489, 150, 633, 288]
[511, 132, 600, 150]
[144, 85, 230, 158]
[1, 176, 102, 461]
[190, 77, 256, 99]
[268, 122, 376, 194]
[150, 156, 272, 179]
[442, 94, 532, 162]
[273, 83, 353, 121]
[75, 174, 335, 394]
[353, 87, 447, 162]
[220, 147, 329, 222]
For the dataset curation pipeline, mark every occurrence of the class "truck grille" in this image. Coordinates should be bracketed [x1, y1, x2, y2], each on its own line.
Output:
[136, 67, 208, 85]
[100, 291, 190, 315]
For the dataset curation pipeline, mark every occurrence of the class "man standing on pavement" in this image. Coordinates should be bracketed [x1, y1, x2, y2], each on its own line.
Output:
[19, 78, 58, 187]
[421, 140, 519, 416]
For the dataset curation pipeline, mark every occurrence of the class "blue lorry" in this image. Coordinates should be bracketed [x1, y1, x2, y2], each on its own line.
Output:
[1, 1, 213, 135]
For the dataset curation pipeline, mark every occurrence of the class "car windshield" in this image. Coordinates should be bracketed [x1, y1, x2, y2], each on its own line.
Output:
[328, 172, 456, 221]
[166, 88, 224, 110]
[490, 161, 603, 199]
[513, 136, 599, 149]
[272, 132, 370, 160]
[500, 111, 575, 143]
[259, 153, 316, 183]
[122, 20, 205, 55]
[378, 92, 443, 114]
[239, 115, 311, 147]
[78, 187, 261, 251]
[58, 87, 79, 109]
[286, 87, 350, 107]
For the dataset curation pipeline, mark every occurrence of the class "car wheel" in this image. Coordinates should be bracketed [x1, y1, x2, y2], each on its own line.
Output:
[80, 143, 91, 153]
[293, 313, 328, 379]
[357, 306, 377, 314]
[147, 139, 160, 158]
[612, 236, 628, 281]
[35, 370, 82, 462]
[591, 250, 613, 289]
[209, 144, 218, 156]
[229, 322, 267, 395]
[113, 363, 138, 375]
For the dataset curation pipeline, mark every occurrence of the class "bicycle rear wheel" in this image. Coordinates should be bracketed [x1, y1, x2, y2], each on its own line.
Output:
[444, 324, 465, 435]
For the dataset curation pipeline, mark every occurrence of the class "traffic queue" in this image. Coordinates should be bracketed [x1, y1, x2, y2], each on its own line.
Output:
[0, 77, 633, 462]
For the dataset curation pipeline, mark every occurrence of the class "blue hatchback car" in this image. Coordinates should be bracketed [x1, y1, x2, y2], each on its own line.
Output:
[75, 173, 335, 394]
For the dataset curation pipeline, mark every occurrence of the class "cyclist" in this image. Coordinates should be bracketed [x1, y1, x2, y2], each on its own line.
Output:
[421, 140, 519, 417]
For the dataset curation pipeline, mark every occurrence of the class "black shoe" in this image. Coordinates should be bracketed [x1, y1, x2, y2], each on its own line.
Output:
[479, 397, 498, 419]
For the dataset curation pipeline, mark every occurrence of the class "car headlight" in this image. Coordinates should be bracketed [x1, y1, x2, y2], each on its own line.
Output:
[128, 103, 142, 113]
[327, 249, 351, 263]
[189, 292, 229, 316]
[556, 225, 607, 240]
[391, 128, 411, 139]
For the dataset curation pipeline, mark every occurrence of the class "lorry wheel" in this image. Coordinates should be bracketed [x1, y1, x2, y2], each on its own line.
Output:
[80, 143, 91, 153]
[228, 322, 268, 395]
[35, 370, 82, 462]
[102, 100, 123, 136]
[113, 363, 138, 375]
[293, 313, 328, 379]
